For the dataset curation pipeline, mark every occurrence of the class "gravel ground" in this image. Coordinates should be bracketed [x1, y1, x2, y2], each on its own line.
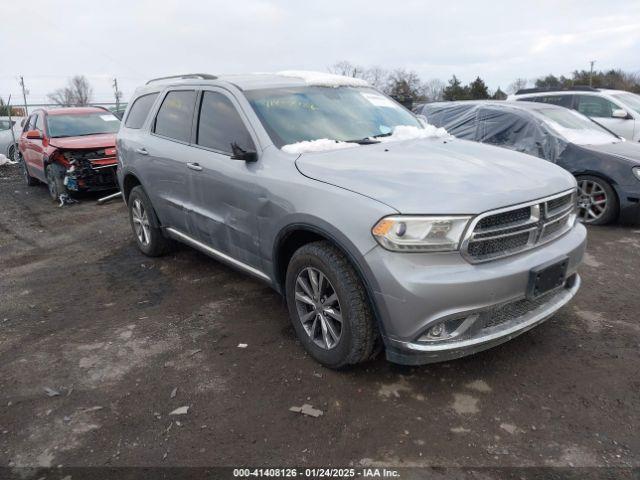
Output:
[1, 163, 639, 476]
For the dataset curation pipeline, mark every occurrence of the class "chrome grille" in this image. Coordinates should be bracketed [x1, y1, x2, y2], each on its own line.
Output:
[462, 190, 576, 263]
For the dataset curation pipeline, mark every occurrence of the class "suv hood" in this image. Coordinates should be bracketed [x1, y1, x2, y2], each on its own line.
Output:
[295, 138, 576, 214]
[48, 133, 116, 150]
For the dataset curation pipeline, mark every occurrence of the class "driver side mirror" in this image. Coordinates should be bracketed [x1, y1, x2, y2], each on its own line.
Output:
[26, 129, 43, 140]
[612, 109, 629, 119]
[230, 142, 258, 162]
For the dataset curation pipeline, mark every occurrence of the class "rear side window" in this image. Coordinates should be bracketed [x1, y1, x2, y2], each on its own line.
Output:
[125, 93, 159, 129]
[196, 91, 255, 154]
[153, 91, 197, 142]
[576, 95, 616, 118]
[524, 95, 573, 108]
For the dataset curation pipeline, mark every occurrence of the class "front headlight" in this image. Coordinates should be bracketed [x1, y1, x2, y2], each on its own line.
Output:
[633, 166, 640, 181]
[372, 215, 471, 252]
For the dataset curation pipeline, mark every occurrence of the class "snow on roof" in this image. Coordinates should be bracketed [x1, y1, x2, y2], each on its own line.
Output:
[281, 125, 451, 154]
[276, 70, 369, 88]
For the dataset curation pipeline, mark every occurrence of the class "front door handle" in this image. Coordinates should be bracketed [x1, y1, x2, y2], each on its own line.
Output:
[136, 147, 149, 155]
[187, 162, 203, 171]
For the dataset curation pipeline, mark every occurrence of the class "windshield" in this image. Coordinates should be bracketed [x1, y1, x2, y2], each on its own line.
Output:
[47, 112, 120, 138]
[611, 92, 640, 115]
[534, 107, 620, 145]
[0, 119, 13, 131]
[245, 86, 422, 148]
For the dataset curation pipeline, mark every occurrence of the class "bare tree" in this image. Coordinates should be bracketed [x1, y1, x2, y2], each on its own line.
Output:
[361, 66, 389, 90]
[48, 76, 94, 106]
[507, 78, 529, 94]
[422, 78, 445, 102]
[328, 61, 364, 78]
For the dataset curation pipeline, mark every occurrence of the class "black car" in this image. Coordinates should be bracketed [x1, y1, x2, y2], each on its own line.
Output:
[417, 101, 640, 225]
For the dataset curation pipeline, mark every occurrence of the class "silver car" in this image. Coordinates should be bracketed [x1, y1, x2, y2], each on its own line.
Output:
[0, 116, 24, 161]
[117, 72, 586, 368]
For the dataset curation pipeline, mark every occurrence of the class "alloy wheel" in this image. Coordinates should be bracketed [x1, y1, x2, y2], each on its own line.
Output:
[131, 198, 151, 246]
[294, 267, 343, 350]
[577, 179, 607, 223]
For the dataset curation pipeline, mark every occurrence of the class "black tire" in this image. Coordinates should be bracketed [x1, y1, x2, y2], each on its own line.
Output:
[576, 175, 618, 225]
[285, 241, 379, 368]
[128, 185, 173, 257]
[19, 153, 38, 186]
[45, 163, 67, 201]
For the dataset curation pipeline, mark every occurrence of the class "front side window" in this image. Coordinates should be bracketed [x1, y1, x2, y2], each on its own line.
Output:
[47, 112, 120, 138]
[0, 119, 12, 131]
[125, 93, 159, 129]
[611, 92, 640, 115]
[196, 91, 255, 154]
[154, 90, 197, 142]
[576, 95, 617, 118]
[245, 86, 421, 148]
[35, 113, 44, 132]
[25, 114, 36, 132]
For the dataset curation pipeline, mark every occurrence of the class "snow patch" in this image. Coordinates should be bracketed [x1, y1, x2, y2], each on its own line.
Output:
[281, 124, 451, 154]
[281, 139, 358, 155]
[378, 124, 451, 142]
[545, 120, 620, 146]
[277, 70, 369, 88]
[0, 153, 17, 165]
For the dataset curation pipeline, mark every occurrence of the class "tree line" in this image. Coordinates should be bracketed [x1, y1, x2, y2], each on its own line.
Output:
[4, 67, 638, 112]
[328, 61, 640, 105]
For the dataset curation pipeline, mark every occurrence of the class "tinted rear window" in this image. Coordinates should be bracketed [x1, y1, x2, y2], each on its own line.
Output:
[125, 93, 159, 129]
[153, 91, 196, 142]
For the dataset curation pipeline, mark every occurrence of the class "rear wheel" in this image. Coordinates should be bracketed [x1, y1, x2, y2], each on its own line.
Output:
[285, 241, 379, 369]
[128, 186, 173, 256]
[576, 175, 618, 225]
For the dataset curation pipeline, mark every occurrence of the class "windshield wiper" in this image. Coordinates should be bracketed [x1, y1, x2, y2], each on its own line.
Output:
[344, 132, 393, 145]
[345, 138, 380, 145]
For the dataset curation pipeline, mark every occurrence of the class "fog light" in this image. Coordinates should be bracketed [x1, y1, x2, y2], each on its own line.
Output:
[418, 314, 479, 342]
[429, 323, 445, 337]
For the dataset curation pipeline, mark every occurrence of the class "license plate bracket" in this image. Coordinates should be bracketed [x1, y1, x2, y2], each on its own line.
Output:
[527, 257, 568, 299]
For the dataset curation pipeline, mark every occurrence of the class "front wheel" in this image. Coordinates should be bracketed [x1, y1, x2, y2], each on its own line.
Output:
[285, 241, 379, 368]
[576, 175, 618, 225]
[45, 163, 67, 201]
[128, 186, 173, 257]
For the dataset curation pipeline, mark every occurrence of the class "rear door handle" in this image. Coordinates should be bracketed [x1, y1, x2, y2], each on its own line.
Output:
[187, 162, 203, 171]
[136, 147, 149, 155]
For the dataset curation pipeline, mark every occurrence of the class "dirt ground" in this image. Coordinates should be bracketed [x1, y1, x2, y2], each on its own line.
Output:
[1, 163, 639, 475]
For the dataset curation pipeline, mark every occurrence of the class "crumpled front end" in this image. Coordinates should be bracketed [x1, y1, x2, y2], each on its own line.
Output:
[51, 147, 118, 192]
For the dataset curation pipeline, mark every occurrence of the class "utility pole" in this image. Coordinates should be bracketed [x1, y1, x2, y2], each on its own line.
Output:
[589, 60, 596, 87]
[112, 78, 122, 113]
[19, 76, 28, 115]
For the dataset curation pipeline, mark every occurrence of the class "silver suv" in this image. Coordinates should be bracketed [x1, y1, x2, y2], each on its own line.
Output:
[117, 72, 587, 368]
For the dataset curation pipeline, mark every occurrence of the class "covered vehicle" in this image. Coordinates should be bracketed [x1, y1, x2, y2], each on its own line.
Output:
[417, 101, 640, 225]
[0, 116, 25, 161]
[17, 107, 120, 201]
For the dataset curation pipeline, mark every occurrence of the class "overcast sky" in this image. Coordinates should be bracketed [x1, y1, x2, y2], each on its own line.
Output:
[2, 0, 639, 105]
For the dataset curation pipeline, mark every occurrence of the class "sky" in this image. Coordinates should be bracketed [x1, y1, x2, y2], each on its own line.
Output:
[1, 0, 639, 106]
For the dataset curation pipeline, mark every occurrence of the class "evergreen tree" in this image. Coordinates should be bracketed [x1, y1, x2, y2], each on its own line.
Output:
[492, 88, 507, 100]
[469, 76, 490, 99]
[443, 75, 470, 101]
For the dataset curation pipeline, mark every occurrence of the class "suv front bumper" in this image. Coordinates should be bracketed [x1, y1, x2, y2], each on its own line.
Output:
[365, 223, 587, 365]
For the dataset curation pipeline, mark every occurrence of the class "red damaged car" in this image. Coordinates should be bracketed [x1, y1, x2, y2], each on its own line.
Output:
[18, 107, 120, 201]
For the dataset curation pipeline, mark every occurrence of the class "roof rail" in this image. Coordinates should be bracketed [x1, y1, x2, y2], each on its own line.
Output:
[146, 73, 217, 85]
[515, 85, 599, 95]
